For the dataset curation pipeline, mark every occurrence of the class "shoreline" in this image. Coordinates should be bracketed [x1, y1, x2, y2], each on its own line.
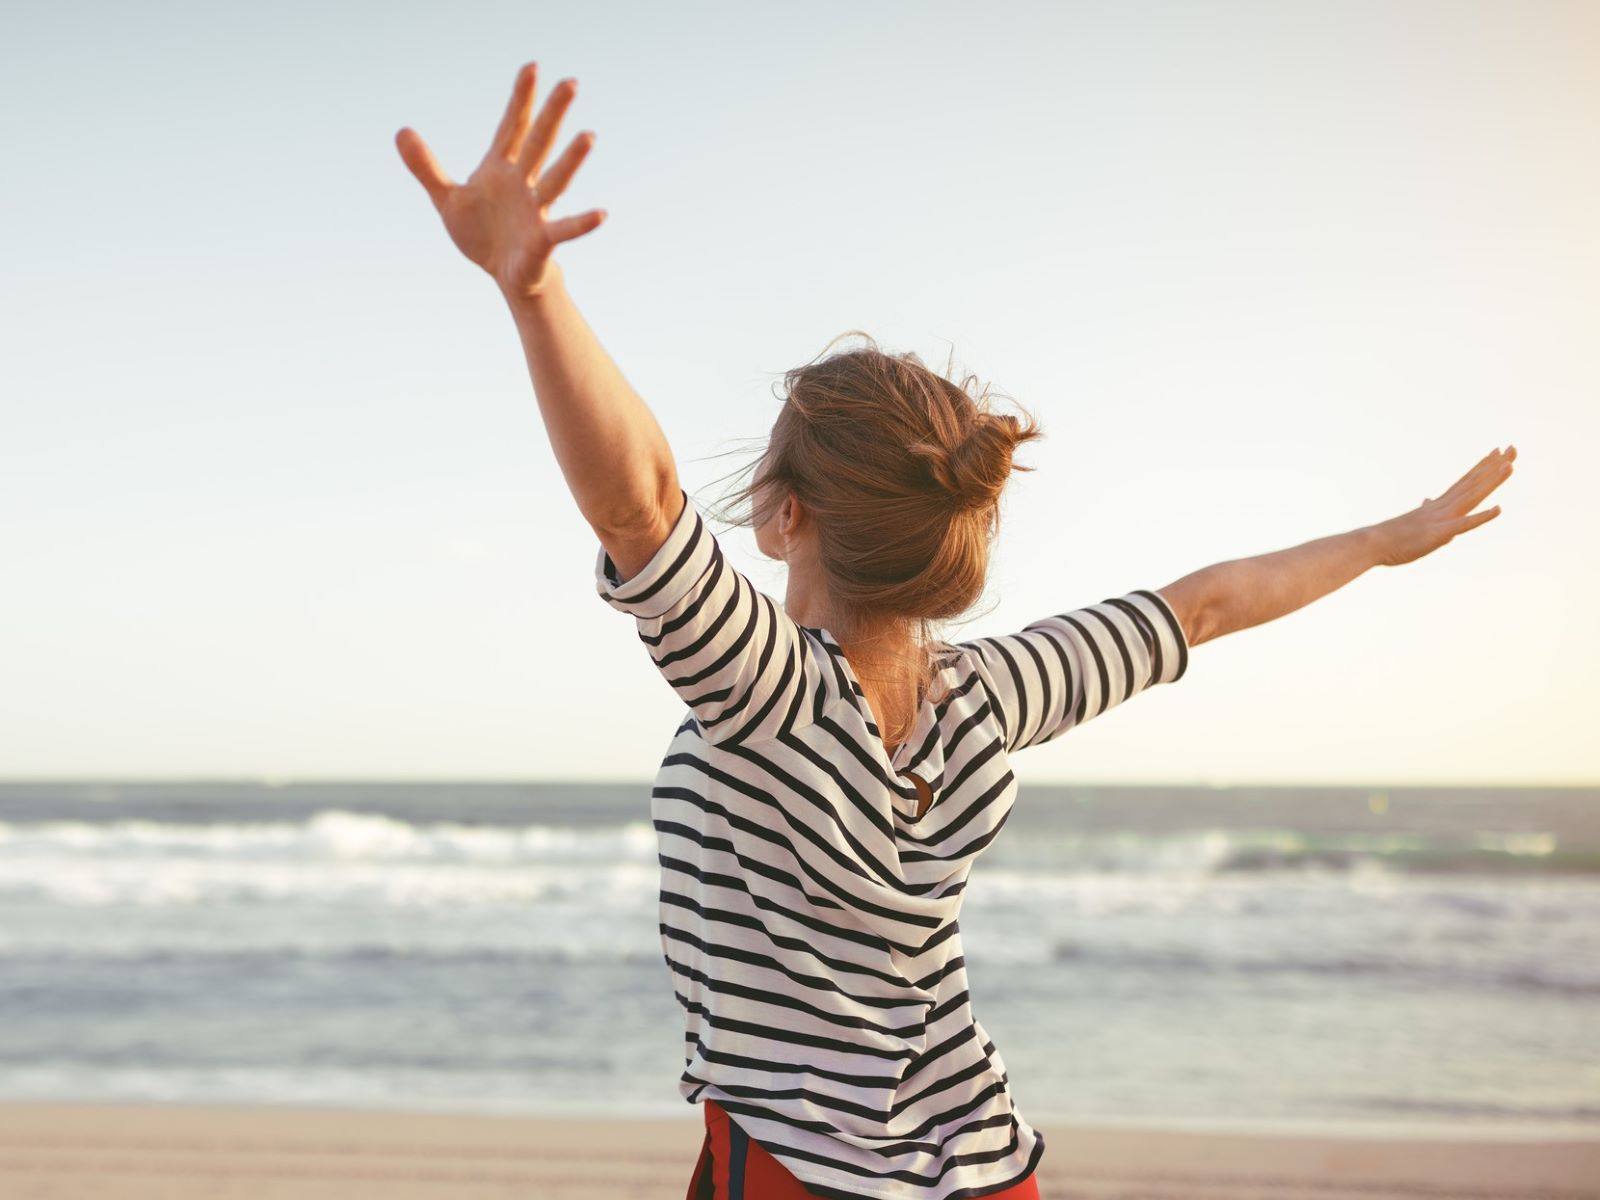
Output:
[1, 1101, 1595, 1199]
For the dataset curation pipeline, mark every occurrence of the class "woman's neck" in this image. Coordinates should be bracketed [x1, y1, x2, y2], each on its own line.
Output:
[779, 568, 930, 699]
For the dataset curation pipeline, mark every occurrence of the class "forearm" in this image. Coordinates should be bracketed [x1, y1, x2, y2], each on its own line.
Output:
[1173, 524, 1386, 645]
[500, 263, 678, 531]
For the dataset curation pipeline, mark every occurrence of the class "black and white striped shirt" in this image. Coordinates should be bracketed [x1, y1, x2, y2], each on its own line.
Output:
[596, 487, 1189, 1200]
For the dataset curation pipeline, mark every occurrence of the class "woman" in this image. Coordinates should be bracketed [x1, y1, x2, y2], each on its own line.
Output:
[396, 61, 1515, 1200]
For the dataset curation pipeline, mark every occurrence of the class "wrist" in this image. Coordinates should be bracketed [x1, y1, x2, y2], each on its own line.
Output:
[498, 261, 565, 310]
[1359, 522, 1393, 568]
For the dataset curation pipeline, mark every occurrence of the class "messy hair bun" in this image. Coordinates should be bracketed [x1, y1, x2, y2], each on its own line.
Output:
[708, 331, 1045, 697]
[909, 410, 1032, 513]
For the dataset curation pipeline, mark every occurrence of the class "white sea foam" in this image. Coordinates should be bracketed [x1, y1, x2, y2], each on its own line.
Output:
[0, 810, 658, 864]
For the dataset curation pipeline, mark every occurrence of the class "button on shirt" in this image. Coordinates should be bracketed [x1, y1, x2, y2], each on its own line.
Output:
[596, 487, 1189, 1200]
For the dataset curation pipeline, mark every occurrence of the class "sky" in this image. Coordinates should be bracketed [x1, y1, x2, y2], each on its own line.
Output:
[2, 0, 1595, 785]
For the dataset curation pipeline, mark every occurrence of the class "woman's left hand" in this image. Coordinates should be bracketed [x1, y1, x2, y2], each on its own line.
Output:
[395, 61, 606, 299]
[1372, 444, 1516, 567]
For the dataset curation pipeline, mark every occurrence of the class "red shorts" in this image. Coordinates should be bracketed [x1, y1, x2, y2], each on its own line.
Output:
[685, 1098, 1041, 1199]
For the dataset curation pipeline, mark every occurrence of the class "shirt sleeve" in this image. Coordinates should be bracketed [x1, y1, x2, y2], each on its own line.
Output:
[594, 487, 818, 748]
[958, 588, 1189, 754]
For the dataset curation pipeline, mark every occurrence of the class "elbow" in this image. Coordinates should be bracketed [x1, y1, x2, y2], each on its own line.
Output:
[591, 471, 682, 539]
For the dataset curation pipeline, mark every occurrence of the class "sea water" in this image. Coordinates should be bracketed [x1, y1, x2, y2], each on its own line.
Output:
[1, 780, 1595, 1139]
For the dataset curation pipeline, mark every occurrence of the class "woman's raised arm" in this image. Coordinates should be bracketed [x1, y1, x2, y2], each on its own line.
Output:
[1158, 444, 1516, 647]
[395, 60, 679, 542]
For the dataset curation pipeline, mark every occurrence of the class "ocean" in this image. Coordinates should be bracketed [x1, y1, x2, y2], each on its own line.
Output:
[1, 780, 1596, 1139]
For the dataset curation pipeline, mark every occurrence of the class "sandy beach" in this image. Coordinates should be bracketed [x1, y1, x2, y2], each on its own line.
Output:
[0, 1103, 1595, 1200]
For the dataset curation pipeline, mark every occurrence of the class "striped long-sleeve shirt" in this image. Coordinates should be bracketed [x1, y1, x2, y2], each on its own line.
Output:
[596, 487, 1189, 1200]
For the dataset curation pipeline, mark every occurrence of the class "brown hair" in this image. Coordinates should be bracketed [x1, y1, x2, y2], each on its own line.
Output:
[703, 331, 1043, 734]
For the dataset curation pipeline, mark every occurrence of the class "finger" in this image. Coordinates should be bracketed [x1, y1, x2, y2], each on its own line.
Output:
[530, 131, 597, 209]
[1445, 450, 1499, 495]
[1441, 448, 1514, 508]
[1456, 505, 1501, 533]
[545, 208, 608, 244]
[517, 77, 578, 180]
[488, 61, 538, 163]
[1467, 456, 1516, 508]
[1436, 468, 1478, 507]
[395, 128, 455, 208]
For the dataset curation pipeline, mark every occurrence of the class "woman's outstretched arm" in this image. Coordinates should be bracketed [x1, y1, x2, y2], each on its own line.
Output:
[1158, 444, 1516, 647]
[499, 262, 681, 543]
[395, 60, 679, 546]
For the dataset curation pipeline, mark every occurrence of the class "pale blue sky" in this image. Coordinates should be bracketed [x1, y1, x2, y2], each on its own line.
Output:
[3, 0, 1595, 784]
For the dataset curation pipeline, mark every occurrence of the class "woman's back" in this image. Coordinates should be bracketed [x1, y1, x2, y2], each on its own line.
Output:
[597, 486, 1189, 1200]
[400, 65, 1513, 1200]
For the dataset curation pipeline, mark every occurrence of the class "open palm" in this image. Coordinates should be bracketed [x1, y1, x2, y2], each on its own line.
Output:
[1376, 445, 1517, 567]
[395, 61, 605, 299]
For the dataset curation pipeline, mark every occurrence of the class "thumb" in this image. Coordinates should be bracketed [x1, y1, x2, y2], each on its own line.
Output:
[395, 127, 454, 209]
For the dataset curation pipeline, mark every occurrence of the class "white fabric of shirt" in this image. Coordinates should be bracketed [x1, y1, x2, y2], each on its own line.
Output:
[596, 487, 1189, 1200]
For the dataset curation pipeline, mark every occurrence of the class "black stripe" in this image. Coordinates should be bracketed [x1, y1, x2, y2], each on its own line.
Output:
[975, 637, 1031, 753]
[959, 648, 1010, 746]
[675, 996, 917, 1062]
[604, 507, 704, 606]
[1133, 587, 1188, 680]
[661, 751, 897, 893]
[701, 1061, 1005, 1144]
[818, 632, 856, 705]
[940, 688, 995, 765]
[1019, 616, 1078, 750]
[1059, 612, 1110, 726]
[777, 636, 814, 738]
[659, 889, 964, 998]
[660, 940, 930, 1037]
[721, 591, 799, 744]
[795, 1132, 1045, 1200]
[1106, 594, 1164, 687]
[686, 1031, 906, 1090]
[805, 709, 930, 810]
[896, 771, 1013, 862]
[645, 539, 727, 646]
[707, 1087, 1019, 1170]
[659, 837, 898, 939]
[657, 756, 946, 919]
[1010, 631, 1055, 749]
[658, 885, 955, 992]
[774, 717, 915, 831]
[693, 586, 789, 743]
[649, 780, 940, 947]
[1084, 604, 1138, 704]
[898, 1021, 982, 1090]
[658, 558, 760, 683]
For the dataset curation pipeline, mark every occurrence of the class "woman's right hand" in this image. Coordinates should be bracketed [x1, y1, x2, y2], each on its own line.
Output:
[1372, 445, 1516, 567]
[395, 61, 606, 300]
